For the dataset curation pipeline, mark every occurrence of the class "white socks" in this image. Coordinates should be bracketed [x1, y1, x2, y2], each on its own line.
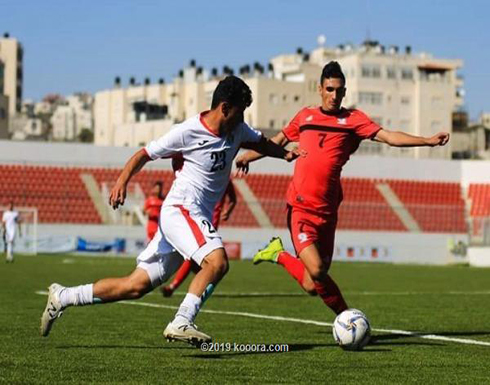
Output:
[175, 293, 202, 324]
[6, 242, 13, 262]
[59, 284, 94, 307]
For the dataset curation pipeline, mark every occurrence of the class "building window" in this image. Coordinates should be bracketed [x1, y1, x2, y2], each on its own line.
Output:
[282, 94, 288, 103]
[387, 66, 396, 79]
[269, 119, 275, 128]
[361, 64, 381, 78]
[401, 96, 410, 105]
[294, 95, 300, 103]
[269, 94, 278, 105]
[359, 92, 383, 105]
[401, 68, 413, 80]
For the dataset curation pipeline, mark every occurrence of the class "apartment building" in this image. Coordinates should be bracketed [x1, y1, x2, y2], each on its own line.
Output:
[94, 40, 463, 159]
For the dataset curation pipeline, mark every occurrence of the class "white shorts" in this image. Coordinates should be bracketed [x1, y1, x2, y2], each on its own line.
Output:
[5, 230, 15, 243]
[136, 204, 223, 287]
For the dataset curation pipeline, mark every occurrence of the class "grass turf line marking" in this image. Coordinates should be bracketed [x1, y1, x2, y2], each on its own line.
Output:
[35, 291, 490, 347]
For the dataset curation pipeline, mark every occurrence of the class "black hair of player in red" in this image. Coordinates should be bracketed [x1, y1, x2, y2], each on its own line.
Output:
[320, 61, 346, 85]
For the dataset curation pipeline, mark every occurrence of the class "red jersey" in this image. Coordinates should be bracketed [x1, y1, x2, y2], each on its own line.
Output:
[283, 107, 381, 215]
[144, 196, 164, 223]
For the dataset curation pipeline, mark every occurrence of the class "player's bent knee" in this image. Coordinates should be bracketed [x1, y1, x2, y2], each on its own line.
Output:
[202, 250, 229, 278]
[308, 265, 329, 282]
[302, 281, 317, 295]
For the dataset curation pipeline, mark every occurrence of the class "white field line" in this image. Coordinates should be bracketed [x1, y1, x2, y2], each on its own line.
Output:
[35, 291, 490, 347]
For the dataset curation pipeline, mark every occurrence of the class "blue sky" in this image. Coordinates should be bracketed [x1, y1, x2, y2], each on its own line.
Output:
[2, 0, 489, 119]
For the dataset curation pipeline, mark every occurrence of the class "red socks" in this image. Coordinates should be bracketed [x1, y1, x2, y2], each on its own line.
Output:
[169, 259, 192, 290]
[277, 251, 306, 285]
[277, 251, 348, 315]
[314, 276, 348, 315]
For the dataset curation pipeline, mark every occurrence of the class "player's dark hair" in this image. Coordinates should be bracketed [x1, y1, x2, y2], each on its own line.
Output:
[320, 61, 346, 85]
[211, 76, 252, 110]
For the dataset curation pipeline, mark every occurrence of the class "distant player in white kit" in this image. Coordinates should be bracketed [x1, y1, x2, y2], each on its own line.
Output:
[2, 202, 21, 263]
[40, 76, 299, 344]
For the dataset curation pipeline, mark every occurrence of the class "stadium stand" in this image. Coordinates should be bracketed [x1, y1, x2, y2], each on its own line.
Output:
[338, 178, 407, 231]
[0, 164, 101, 224]
[468, 183, 490, 237]
[0, 164, 472, 233]
[388, 180, 467, 233]
[245, 174, 290, 227]
[468, 184, 490, 217]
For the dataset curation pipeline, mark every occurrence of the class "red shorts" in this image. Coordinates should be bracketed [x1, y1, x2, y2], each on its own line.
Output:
[287, 205, 337, 265]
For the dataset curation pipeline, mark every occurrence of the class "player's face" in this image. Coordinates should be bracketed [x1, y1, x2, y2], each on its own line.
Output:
[151, 184, 162, 197]
[318, 78, 346, 113]
[221, 103, 245, 133]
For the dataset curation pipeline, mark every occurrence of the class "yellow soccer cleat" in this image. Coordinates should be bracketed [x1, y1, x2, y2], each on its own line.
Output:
[252, 237, 284, 265]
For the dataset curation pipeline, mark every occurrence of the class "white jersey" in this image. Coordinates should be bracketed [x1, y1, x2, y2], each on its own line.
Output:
[145, 112, 262, 218]
[2, 210, 19, 242]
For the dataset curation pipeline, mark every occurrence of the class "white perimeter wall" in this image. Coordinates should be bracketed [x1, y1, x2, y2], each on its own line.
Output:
[38, 224, 468, 266]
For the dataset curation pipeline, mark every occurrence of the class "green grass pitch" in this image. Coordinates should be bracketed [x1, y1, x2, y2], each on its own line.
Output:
[1, 254, 489, 384]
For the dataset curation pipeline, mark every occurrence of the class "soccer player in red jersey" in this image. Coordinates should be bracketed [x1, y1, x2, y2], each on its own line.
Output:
[236, 61, 450, 315]
[160, 180, 237, 297]
[143, 181, 165, 242]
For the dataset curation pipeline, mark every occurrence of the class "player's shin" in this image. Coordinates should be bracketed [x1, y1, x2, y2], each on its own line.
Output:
[278, 251, 307, 286]
[314, 275, 348, 315]
[201, 283, 215, 304]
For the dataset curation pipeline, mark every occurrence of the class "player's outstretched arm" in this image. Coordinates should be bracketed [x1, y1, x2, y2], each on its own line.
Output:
[241, 131, 289, 162]
[235, 132, 291, 176]
[109, 149, 152, 209]
[373, 129, 450, 147]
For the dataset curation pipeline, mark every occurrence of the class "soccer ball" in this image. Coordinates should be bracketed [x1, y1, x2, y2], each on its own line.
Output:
[332, 309, 371, 351]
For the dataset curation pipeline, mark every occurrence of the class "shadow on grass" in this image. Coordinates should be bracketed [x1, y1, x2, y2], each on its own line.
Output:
[186, 342, 393, 358]
[56, 344, 190, 350]
[185, 343, 324, 359]
[209, 293, 306, 298]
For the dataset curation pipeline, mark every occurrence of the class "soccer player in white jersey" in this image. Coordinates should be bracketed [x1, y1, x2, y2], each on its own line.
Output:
[41, 76, 299, 345]
[2, 202, 21, 263]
